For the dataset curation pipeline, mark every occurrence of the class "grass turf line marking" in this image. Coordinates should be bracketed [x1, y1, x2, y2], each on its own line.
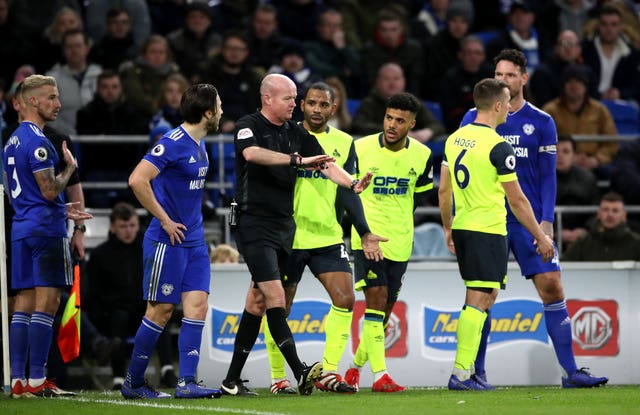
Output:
[73, 397, 288, 415]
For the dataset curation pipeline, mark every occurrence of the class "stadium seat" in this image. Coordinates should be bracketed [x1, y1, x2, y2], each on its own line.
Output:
[473, 30, 500, 46]
[424, 100, 444, 123]
[346, 99, 361, 117]
[601, 99, 640, 134]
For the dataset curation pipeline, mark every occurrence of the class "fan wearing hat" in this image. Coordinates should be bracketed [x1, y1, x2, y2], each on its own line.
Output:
[542, 64, 618, 172]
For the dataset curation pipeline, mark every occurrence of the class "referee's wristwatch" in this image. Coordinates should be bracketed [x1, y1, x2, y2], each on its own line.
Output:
[73, 224, 86, 234]
[350, 179, 360, 192]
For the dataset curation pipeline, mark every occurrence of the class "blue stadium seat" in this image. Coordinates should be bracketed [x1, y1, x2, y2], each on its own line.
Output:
[346, 99, 361, 117]
[601, 99, 640, 134]
[424, 100, 444, 123]
[473, 30, 500, 46]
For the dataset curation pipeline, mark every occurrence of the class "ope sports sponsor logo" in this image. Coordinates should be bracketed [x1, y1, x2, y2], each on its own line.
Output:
[372, 176, 409, 195]
[423, 299, 548, 351]
[351, 301, 408, 358]
[210, 300, 330, 352]
[567, 300, 619, 357]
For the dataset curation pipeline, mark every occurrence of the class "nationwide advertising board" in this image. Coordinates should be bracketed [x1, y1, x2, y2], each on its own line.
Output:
[199, 262, 638, 387]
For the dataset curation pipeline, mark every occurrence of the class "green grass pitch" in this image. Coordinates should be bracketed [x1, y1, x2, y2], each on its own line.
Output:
[2, 386, 640, 415]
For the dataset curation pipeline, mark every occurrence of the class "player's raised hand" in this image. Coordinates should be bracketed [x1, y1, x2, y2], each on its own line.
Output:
[352, 172, 373, 193]
[61, 140, 77, 169]
[361, 232, 389, 262]
[65, 202, 93, 221]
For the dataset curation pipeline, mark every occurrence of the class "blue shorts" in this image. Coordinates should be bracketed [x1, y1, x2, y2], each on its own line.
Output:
[142, 237, 210, 304]
[353, 251, 407, 305]
[12, 236, 72, 289]
[507, 222, 560, 278]
[284, 244, 352, 287]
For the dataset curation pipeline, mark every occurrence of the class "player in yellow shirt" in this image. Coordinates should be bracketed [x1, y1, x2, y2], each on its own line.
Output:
[263, 82, 386, 394]
[344, 92, 434, 392]
[438, 78, 554, 390]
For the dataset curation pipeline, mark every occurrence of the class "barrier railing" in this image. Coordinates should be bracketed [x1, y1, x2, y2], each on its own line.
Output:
[73, 134, 640, 255]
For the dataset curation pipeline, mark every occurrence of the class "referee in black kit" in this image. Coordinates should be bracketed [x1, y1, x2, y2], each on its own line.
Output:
[220, 73, 371, 396]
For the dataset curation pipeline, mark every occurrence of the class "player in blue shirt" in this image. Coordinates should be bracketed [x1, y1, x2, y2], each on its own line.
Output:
[121, 84, 223, 399]
[461, 49, 608, 389]
[4, 75, 77, 398]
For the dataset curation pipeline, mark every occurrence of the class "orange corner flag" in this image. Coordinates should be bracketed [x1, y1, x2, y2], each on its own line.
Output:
[58, 263, 81, 363]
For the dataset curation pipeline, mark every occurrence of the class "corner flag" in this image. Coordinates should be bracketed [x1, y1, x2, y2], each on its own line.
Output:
[57, 262, 81, 363]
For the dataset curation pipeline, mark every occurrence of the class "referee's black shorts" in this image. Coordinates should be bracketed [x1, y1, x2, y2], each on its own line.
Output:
[234, 213, 295, 284]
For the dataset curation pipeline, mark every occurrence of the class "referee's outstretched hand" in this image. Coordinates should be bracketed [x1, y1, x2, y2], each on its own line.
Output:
[301, 154, 335, 170]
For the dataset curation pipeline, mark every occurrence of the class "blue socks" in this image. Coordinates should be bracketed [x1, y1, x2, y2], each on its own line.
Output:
[544, 300, 578, 376]
[127, 317, 164, 388]
[474, 309, 491, 375]
[29, 312, 55, 380]
[178, 318, 205, 383]
[10, 312, 31, 380]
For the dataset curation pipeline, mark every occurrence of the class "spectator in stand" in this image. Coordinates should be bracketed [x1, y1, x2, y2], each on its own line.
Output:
[304, 8, 362, 98]
[275, 0, 325, 42]
[246, 4, 290, 74]
[149, 73, 189, 131]
[562, 192, 640, 261]
[36, 7, 83, 74]
[208, 0, 254, 37]
[486, 0, 549, 74]
[438, 35, 492, 132]
[76, 70, 148, 135]
[581, 5, 639, 101]
[352, 63, 445, 142]
[536, 0, 596, 44]
[610, 138, 640, 205]
[202, 31, 262, 133]
[543, 64, 619, 175]
[76, 70, 147, 207]
[331, 0, 380, 50]
[86, 202, 178, 390]
[529, 30, 596, 108]
[84, 0, 151, 50]
[119, 34, 181, 119]
[556, 134, 599, 247]
[582, 0, 640, 50]
[325, 76, 352, 133]
[7, 0, 81, 56]
[421, 3, 473, 101]
[361, 9, 424, 97]
[267, 40, 323, 122]
[0, 0, 35, 89]
[46, 29, 103, 136]
[89, 7, 138, 71]
[166, 2, 222, 83]
[411, 0, 451, 42]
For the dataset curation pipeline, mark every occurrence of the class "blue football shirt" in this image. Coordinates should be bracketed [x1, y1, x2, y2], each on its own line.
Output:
[142, 126, 208, 247]
[3, 121, 67, 240]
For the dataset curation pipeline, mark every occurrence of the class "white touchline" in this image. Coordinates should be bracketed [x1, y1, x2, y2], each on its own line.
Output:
[72, 397, 289, 415]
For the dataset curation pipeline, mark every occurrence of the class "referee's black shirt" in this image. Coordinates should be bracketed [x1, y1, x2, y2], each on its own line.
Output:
[234, 112, 325, 218]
